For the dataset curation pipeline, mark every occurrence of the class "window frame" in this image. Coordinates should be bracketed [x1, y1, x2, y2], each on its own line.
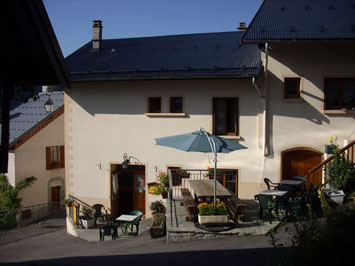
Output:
[324, 78, 355, 110]
[283, 77, 301, 99]
[169, 96, 184, 113]
[212, 97, 239, 136]
[46, 145, 64, 170]
[147, 97, 162, 113]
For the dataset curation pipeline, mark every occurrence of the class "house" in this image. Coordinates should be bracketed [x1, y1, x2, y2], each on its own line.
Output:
[241, 0, 355, 186]
[7, 89, 65, 209]
[64, 20, 261, 226]
[64, 0, 355, 234]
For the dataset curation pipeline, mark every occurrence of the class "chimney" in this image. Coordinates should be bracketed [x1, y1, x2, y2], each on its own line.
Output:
[92, 20, 103, 51]
[238, 22, 247, 31]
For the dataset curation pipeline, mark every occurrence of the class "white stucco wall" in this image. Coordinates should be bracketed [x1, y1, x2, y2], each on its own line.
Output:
[7, 151, 15, 187]
[65, 79, 265, 213]
[260, 43, 355, 183]
[15, 114, 65, 207]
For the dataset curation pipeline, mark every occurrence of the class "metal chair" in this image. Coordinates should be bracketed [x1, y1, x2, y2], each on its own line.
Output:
[254, 194, 276, 224]
[92, 204, 107, 227]
[128, 210, 143, 235]
[264, 178, 279, 190]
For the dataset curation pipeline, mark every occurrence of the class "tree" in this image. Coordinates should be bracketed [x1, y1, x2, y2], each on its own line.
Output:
[0, 173, 36, 230]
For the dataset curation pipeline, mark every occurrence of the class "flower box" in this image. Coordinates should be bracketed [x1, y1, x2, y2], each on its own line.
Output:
[325, 190, 345, 205]
[198, 214, 228, 225]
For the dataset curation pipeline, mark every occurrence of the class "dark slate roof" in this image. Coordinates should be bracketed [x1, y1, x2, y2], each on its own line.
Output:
[242, 0, 355, 43]
[8, 91, 64, 147]
[66, 32, 261, 81]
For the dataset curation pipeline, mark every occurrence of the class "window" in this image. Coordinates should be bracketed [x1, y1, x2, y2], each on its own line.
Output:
[170, 97, 183, 113]
[46, 146, 64, 170]
[168, 166, 182, 186]
[213, 98, 238, 136]
[148, 97, 161, 113]
[215, 169, 239, 196]
[284, 78, 301, 99]
[324, 78, 355, 110]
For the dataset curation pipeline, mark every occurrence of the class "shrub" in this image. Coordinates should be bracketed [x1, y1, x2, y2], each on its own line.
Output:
[149, 200, 166, 214]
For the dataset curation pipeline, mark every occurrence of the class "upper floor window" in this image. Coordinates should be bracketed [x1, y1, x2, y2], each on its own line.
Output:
[324, 78, 355, 110]
[169, 97, 183, 113]
[46, 146, 64, 170]
[284, 77, 301, 99]
[213, 97, 238, 136]
[148, 97, 161, 113]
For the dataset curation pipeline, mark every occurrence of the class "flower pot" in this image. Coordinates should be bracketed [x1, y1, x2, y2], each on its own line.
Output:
[162, 192, 168, 199]
[325, 144, 335, 154]
[80, 217, 95, 229]
[179, 173, 190, 179]
[198, 214, 228, 225]
[325, 190, 345, 205]
[149, 214, 166, 238]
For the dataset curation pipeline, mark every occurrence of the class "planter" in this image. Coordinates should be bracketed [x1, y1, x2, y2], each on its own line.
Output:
[198, 214, 228, 225]
[325, 144, 335, 154]
[149, 214, 166, 238]
[179, 173, 190, 179]
[80, 217, 95, 229]
[161, 192, 168, 199]
[325, 190, 345, 205]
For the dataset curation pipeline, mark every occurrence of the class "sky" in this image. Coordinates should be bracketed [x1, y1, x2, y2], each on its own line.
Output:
[43, 0, 262, 57]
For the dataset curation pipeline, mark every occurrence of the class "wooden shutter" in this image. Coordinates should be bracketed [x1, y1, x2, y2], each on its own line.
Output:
[60, 145, 65, 168]
[46, 147, 51, 170]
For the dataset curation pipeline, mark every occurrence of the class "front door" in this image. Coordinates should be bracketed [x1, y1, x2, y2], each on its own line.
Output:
[281, 149, 323, 188]
[133, 174, 145, 214]
[51, 186, 60, 210]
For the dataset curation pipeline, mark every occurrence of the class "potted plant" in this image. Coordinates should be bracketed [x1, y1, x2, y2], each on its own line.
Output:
[149, 200, 166, 217]
[197, 201, 229, 225]
[178, 170, 190, 179]
[153, 171, 169, 199]
[62, 198, 74, 207]
[149, 213, 166, 238]
[205, 169, 223, 180]
[80, 206, 95, 229]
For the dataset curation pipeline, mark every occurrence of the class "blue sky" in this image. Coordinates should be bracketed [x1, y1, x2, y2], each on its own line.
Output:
[43, 0, 262, 57]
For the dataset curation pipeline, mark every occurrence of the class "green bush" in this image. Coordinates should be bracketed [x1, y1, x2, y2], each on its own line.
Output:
[281, 202, 355, 265]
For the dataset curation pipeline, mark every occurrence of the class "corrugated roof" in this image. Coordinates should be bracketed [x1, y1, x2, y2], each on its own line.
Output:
[242, 0, 355, 43]
[9, 91, 64, 146]
[66, 32, 261, 80]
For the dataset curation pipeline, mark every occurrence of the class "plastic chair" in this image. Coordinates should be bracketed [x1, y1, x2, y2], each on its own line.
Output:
[99, 224, 118, 241]
[275, 193, 290, 221]
[92, 204, 107, 227]
[292, 176, 308, 195]
[254, 194, 276, 224]
[264, 178, 279, 190]
[129, 210, 143, 235]
[292, 176, 307, 182]
[288, 192, 307, 221]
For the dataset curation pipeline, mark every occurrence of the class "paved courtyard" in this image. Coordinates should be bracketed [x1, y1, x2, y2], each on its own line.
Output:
[0, 213, 293, 266]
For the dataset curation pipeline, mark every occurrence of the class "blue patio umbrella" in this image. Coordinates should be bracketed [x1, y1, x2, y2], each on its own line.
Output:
[155, 127, 247, 207]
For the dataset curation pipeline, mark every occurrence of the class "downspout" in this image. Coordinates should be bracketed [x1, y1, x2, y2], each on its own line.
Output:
[264, 42, 269, 156]
[252, 42, 269, 157]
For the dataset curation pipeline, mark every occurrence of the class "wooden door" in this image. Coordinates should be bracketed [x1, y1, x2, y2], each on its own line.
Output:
[51, 186, 60, 210]
[282, 149, 322, 189]
[133, 173, 145, 214]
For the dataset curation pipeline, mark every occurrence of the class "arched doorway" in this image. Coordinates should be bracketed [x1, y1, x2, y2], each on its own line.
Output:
[281, 148, 323, 188]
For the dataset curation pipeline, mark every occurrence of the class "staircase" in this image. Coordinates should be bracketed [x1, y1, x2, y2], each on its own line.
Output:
[307, 140, 355, 187]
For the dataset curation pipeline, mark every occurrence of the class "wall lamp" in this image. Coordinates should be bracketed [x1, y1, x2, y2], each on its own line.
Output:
[122, 153, 143, 169]
[44, 97, 54, 113]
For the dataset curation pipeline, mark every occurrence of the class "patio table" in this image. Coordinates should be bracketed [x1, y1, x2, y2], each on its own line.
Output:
[188, 179, 232, 202]
[279, 180, 304, 186]
[259, 189, 288, 197]
[115, 214, 138, 235]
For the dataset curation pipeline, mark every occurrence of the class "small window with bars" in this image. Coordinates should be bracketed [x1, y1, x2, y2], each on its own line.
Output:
[46, 146, 64, 170]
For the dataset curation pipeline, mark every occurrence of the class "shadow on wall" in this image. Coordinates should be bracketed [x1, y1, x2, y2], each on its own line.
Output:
[66, 79, 261, 117]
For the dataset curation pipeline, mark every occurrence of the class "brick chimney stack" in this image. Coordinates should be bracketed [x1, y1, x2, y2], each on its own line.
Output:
[92, 20, 103, 51]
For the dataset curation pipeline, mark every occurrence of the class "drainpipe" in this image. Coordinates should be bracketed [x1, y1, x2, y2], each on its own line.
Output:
[252, 43, 269, 157]
[263, 42, 270, 157]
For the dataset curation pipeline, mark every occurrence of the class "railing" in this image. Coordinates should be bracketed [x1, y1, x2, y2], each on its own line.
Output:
[307, 140, 355, 187]
[0, 202, 62, 230]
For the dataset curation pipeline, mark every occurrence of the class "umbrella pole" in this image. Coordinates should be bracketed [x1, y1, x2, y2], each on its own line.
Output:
[214, 152, 217, 209]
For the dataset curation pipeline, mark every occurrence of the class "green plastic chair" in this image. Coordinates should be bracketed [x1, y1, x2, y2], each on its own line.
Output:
[292, 176, 307, 182]
[254, 194, 276, 224]
[264, 178, 279, 190]
[129, 210, 143, 235]
[292, 176, 308, 195]
[93, 204, 107, 227]
[99, 224, 118, 241]
[288, 192, 307, 221]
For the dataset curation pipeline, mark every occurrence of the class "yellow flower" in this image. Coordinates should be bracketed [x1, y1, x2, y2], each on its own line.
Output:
[333, 136, 337, 141]
[328, 137, 332, 143]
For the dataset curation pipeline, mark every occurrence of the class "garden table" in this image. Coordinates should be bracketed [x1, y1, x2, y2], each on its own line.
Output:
[188, 179, 232, 202]
[259, 189, 288, 197]
[115, 214, 138, 235]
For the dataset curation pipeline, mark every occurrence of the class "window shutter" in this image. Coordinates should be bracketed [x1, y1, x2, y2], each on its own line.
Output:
[46, 147, 51, 170]
[60, 146, 65, 168]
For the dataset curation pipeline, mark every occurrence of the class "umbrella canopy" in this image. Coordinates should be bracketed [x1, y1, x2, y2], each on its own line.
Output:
[155, 128, 246, 154]
[155, 127, 247, 208]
